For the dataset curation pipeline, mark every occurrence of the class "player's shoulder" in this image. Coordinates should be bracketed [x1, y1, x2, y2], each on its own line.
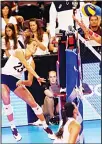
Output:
[71, 120, 81, 130]
[14, 49, 24, 57]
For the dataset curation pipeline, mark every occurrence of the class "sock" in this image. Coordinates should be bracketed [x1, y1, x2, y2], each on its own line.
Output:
[42, 120, 48, 129]
[9, 120, 16, 129]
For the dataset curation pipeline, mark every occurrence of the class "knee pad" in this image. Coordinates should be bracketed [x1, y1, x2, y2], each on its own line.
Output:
[3, 104, 13, 116]
[32, 104, 43, 115]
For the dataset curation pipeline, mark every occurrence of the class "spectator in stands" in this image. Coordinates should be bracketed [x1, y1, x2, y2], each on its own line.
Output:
[28, 18, 49, 55]
[32, 71, 62, 125]
[1, 1, 24, 34]
[1, 3, 17, 37]
[2, 23, 24, 58]
[43, 71, 60, 124]
[10, 2, 24, 33]
[46, 23, 58, 53]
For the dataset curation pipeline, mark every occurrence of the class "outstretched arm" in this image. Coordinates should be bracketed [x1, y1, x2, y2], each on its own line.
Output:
[14, 49, 46, 84]
[72, 15, 101, 44]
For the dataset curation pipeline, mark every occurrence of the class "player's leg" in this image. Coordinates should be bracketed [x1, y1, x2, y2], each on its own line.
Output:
[14, 85, 55, 139]
[32, 95, 53, 126]
[44, 96, 54, 118]
[2, 84, 22, 141]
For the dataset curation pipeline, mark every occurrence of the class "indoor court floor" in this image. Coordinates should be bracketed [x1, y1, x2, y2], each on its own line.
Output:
[2, 119, 101, 143]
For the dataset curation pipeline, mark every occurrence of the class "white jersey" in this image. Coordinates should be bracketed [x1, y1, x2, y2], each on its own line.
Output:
[53, 117, 79, 143]
[2, 50, 33, 79]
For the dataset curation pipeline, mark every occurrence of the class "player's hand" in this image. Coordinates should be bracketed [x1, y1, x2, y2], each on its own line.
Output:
[37, 77, 46, 85]
[16, 80, 24, 87]
[50, 36, 56, 44]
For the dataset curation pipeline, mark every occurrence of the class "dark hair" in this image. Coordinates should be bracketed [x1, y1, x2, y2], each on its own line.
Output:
[89, 15, 98, 21]
[5, 23, 17, 50]
[1, 3, 12, 18]
[29, 18, 44, 41]
[56, 102, 75, 139]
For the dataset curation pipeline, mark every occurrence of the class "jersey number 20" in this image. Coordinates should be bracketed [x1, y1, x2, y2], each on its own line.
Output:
[13, 62, 25, 72]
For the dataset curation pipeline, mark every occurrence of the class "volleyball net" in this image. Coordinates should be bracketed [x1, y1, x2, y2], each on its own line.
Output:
[78, 33, 101, 120]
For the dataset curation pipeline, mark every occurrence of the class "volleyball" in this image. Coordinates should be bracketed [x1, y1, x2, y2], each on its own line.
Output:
[81, 3, 101, 17]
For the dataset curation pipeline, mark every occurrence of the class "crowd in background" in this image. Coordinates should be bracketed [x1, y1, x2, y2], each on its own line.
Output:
[1, 1, 101, 58]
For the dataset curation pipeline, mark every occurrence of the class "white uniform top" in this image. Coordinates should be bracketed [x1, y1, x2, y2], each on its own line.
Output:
[2, 16, 17, 34]
[2, 50, 33, 79]
[53, 117, 79, 143]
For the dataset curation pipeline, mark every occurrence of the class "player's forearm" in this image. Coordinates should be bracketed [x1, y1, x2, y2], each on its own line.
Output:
[88, 29, 101, 44]
[36, 39, 46, 51]
[91, 35, 101, 44]
[44, 89, 53, 97]
[25, 64, 39, 79]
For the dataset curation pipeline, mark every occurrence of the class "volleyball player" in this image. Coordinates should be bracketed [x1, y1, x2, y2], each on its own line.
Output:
[1, 39, 55, 141]
[72, 15, 101, 44]
[53, 102, 81, 143]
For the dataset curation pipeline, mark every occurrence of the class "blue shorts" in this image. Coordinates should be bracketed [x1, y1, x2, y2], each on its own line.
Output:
[1, 74, 19, 92]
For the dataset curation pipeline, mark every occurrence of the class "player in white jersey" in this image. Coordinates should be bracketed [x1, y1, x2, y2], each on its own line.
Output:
[1, 39, 55, 141]
[53, 102, 81, 143]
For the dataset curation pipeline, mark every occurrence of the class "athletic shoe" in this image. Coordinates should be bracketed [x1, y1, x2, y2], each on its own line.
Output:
[11, 127, 22, 141]
[31, 119, 42, 126]
[43, 127, 56, 140]
[48, 133, 56, 140]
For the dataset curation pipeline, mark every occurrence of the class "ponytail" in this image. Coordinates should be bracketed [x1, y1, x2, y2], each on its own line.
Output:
[55, 102, 75, 139]
[55, 108, 67, 138]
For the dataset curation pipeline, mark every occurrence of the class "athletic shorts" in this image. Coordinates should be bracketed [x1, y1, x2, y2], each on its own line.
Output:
[1, 74, 19, 92]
